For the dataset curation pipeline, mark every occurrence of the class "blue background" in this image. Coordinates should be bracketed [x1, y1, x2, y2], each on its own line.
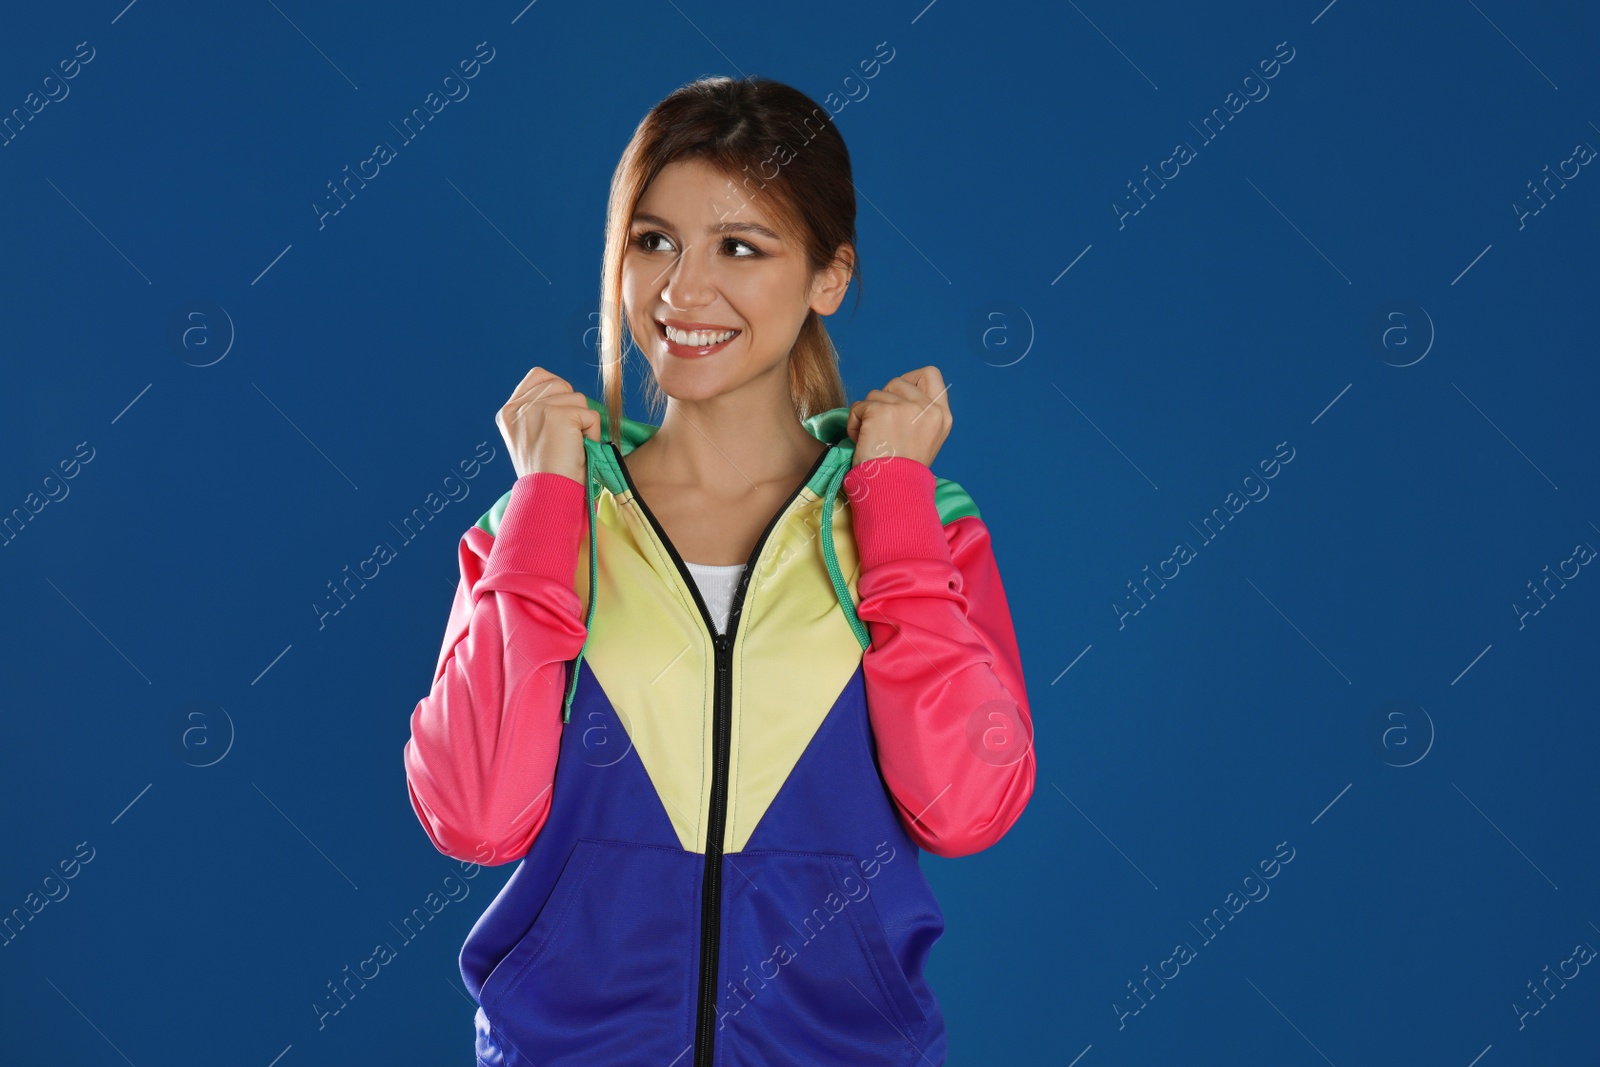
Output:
[3, 1, 1598, 1063]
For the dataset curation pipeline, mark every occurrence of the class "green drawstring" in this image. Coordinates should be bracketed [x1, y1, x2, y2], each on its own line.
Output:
[819, 452, 871, 652]
[561, 444, 601, 725]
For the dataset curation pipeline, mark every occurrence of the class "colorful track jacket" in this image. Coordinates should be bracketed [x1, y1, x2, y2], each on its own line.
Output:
[404, 397, 1036, 1066]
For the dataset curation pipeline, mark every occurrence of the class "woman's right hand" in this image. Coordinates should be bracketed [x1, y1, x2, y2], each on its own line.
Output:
[496, 367, 602, 484]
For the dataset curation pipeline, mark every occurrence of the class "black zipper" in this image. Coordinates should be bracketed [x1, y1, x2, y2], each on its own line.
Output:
[610, 439, 831, 1067]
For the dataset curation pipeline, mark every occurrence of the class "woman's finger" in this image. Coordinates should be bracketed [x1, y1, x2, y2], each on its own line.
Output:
[911, 365, 948, 411]
[881, 376, 924, 404]
[506, 366, 568, 407]
[848, 397, 874, 441]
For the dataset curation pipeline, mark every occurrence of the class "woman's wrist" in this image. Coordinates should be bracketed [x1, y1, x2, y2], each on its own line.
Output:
[484, 472, 589, 582]
[843, 456, 950, 569]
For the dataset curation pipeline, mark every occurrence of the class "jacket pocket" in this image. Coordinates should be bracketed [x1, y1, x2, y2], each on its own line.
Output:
[476, 837, 700, 1066]
[718, 849, 929, 1066]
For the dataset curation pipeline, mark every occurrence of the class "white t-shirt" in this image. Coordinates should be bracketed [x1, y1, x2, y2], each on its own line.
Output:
[684, 561, 746, 635]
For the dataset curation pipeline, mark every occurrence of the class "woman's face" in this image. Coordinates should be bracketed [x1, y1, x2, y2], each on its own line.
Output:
[622, 157, 849, 402]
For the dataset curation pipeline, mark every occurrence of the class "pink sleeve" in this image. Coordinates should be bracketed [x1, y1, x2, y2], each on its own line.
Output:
[403, 471, 590, 866]
[842, 456, 1036, 859]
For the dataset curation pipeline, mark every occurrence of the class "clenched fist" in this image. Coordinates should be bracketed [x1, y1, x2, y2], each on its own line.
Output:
[845, 365, 952, 471]
[495, 367, 602, 484]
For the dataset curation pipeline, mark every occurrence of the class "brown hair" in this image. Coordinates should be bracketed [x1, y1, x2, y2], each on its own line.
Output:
[596, 75, 863, 446]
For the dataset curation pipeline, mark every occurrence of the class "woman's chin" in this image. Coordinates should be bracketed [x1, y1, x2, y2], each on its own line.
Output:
[652, 369, 727, 402]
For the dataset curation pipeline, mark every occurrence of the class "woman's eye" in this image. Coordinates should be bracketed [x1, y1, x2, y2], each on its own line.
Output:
[631, 231, 761, 258]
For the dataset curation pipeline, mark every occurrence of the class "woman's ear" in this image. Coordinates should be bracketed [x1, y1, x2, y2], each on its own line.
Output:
[808, 243, 855, 316]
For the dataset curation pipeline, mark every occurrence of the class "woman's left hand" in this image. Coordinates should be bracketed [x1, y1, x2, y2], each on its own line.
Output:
[846, 365, 953, 470]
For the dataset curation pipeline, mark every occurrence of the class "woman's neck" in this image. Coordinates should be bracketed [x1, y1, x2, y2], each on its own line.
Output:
[630, 391, 827, 496]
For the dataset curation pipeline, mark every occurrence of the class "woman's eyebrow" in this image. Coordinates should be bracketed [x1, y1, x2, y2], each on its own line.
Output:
[631, 212, 783, 242]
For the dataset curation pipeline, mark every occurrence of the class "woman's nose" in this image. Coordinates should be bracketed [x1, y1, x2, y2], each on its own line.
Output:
[660, 242, 715, 308]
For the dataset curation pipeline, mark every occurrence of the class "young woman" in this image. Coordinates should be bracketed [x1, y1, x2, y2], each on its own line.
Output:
[404, 75, 1035, 1067]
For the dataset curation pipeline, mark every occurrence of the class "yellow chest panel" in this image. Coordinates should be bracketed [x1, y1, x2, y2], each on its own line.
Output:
[572, 484, 865, 855]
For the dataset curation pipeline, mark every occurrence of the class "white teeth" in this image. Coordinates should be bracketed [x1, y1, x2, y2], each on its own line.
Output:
[664, 324, 738, 347]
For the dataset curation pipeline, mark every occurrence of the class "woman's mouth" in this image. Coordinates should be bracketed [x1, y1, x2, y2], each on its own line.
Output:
[658, 319, 741, 358]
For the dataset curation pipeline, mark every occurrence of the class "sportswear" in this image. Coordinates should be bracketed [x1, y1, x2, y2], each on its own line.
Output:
[403, 397, 1035, 1066]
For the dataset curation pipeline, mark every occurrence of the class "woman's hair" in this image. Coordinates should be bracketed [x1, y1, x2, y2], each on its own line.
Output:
[596, 75, 862, 445]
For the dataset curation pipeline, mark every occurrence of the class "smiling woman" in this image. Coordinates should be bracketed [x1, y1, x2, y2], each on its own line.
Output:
[616, 154, 853, 435]
[602, 84, 861, 438]
[404, 74, 1035, 1067]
